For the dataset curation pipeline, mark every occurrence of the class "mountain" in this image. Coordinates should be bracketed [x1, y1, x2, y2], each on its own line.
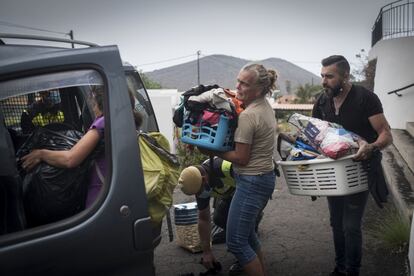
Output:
[145, 55, 321, 94]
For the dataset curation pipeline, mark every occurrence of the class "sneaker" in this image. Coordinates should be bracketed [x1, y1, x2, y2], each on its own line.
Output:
[211, 229, 226, 244]
[228, 260, 243, 276]
[329, 268, 346, 276]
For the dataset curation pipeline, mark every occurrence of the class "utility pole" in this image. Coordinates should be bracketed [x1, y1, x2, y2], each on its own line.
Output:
[69, 30, 74, 48]
[197, 50, 201, 85]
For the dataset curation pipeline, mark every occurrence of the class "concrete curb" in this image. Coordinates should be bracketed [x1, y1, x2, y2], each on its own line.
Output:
[382, 144, 414, 219]
[407, 122, 414, 141]
[391, 129, 414, 175]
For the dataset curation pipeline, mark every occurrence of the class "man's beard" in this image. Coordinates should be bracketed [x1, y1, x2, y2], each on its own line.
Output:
[324, 83, 343, 97]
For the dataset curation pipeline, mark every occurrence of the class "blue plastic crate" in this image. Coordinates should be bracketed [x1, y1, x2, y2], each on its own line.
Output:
[181, 114, 234, 152]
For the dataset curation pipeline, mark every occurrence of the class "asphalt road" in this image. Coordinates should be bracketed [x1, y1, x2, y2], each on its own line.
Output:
[154, 172, 408, 276]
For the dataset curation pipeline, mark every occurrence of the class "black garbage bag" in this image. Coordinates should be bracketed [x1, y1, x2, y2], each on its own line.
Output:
[16, 127, 96, 226]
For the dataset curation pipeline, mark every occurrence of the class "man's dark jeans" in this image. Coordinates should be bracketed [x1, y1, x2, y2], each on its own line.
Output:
[327, 190, 369, 274]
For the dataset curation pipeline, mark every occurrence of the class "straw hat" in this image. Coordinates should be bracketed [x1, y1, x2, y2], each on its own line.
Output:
[178, 166, 202, 195]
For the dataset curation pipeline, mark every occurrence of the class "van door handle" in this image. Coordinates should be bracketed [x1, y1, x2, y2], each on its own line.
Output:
[133, 217, 153, 250]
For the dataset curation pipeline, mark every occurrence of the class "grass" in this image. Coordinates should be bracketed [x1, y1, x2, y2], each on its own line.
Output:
[366, 206, 411, 253]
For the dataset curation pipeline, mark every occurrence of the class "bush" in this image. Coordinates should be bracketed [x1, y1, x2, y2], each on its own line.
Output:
[366, 206, 410, 253]
[174, 127, 207, 170]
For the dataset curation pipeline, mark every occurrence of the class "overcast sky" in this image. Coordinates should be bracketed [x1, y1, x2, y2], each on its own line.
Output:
[1, 0, 392, 76]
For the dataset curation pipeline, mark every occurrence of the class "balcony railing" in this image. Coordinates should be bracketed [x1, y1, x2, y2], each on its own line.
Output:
[372, 0, 414, 46]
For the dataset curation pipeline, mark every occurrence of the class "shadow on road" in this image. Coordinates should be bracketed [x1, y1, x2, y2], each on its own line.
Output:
[155, 172, 408, 276]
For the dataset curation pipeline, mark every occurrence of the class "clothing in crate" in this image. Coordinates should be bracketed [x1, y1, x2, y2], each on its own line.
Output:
[173, 84, 219, 128]
[181, 85, 240, 127]
[276, 132, 320, 161]
[176, 84, 242, 152]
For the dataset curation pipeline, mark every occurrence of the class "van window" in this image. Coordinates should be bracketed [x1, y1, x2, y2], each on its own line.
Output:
[125, 71, 158, 132]
[0, 69, 107, 234]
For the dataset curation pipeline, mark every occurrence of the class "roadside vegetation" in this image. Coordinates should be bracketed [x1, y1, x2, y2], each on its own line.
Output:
[294, 83, 322, 104]
[140, 71, 162, 89]
[174, 128, 207, 170]
[366, 205, 410, 254]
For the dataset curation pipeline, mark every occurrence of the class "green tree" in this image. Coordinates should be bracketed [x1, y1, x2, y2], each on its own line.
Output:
[352, 50, 377, 91]
[294, 83, 322, 103]
[140, 71, 162, 89]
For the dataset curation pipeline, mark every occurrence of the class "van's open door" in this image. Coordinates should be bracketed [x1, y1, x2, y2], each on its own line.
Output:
[0, 41, 155, 276]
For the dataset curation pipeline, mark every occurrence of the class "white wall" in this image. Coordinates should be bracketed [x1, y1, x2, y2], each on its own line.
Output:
[147, 89, 181, 152]
[369, 37, 414, 129]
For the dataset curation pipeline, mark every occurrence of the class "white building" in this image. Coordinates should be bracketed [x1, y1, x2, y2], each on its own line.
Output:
[147, 89, 181, 152]
[369, 36, 414, 129]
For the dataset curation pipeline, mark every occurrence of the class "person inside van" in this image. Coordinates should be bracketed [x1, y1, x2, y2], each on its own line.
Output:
[21, 86, 105, 208]
[21, 90, 65, 134]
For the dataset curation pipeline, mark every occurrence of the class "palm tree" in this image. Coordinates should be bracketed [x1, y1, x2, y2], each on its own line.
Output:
[295, 84, 322, 103]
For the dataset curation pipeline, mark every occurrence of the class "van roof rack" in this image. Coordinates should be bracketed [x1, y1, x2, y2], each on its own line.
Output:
[0, 33, 98, 48]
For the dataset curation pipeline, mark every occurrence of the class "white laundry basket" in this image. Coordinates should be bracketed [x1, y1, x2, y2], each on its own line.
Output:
[277, 155, 368, 196]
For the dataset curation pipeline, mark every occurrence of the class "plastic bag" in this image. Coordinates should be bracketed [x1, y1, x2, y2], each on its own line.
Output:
[16, 127, 94, 226]
[288, 113, 361, 159]
[277, 132, 320, 161]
